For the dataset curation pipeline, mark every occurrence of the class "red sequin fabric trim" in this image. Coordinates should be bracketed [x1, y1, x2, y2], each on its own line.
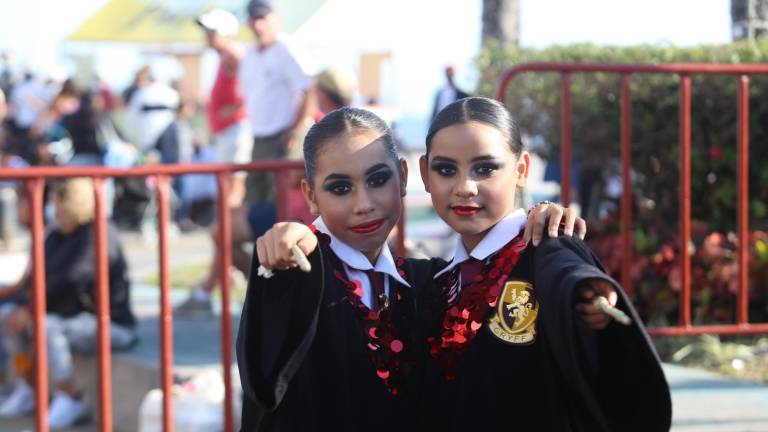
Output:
[428, 236, 527, 380]
[319, 232, 413, 395]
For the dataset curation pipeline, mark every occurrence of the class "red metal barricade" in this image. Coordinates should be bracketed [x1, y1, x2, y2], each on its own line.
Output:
[496, 62, 768, 338]
[6, 62, 767, 431]
[0, 160, 323, 432]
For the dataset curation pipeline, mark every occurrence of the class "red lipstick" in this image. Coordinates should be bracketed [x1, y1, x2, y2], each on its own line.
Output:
[451, 206, 481, 217]
[350, 219, 385, 234]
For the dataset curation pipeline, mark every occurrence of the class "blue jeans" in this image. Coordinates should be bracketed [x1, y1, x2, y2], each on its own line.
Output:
[4, 312, 136, 382]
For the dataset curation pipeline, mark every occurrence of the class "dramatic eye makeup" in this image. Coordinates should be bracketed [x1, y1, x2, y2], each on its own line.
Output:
[324, 180, 352, 195]
[430, 156, 458, 177]
[472, 161, 503, 177]
[429, 155, 504, 178]
[321, 163, 395, 195]
[366, 170, 393, 188]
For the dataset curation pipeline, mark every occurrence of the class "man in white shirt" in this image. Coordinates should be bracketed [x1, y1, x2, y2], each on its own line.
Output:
[239, 0, 314, 204]
[127, 77, 180, 153]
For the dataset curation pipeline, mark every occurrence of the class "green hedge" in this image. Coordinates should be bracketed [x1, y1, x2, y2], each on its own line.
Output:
[476, 40, 768, 232]
[475, 41, 768, 325]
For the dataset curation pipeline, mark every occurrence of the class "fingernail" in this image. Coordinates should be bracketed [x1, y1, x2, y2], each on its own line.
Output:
[549, 229, 557, 237]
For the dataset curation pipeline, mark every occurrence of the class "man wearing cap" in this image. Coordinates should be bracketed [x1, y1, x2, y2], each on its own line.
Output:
[196, 8, 252, 206]
[239, 0, 315, 204]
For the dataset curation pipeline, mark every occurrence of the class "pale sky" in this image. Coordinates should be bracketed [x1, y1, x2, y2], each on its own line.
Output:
[520, 0, 731, 47]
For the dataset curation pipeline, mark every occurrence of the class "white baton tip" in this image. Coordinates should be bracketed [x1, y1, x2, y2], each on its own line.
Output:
[592, 296, 631, 326]
[291, 245, 312, 273]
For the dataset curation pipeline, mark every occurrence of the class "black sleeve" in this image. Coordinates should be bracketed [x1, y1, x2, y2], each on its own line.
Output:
[44, 228, 95, 304]
[105, 224, 134, 326]
[236, 246, 326, 414]
[534, 236, 671, 432]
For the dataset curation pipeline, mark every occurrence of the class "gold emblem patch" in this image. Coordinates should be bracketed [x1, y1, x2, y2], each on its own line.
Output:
[488, 280, 539, 345]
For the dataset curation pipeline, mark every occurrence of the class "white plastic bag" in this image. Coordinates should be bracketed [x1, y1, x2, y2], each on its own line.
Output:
[138, 369, 240, 432]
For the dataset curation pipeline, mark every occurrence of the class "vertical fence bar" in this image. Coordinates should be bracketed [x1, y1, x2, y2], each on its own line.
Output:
[216, 173, 235, 432]
[737, 75, 750, 325]
[93, 177, 113, 431]
[620, 74, 633, 297]
[156, 175, 175, 432]
[275, 169, 288, 222]
[26, 178, 49, 432]
[678, 75, 692, 327]
[560, 73, 572, 206]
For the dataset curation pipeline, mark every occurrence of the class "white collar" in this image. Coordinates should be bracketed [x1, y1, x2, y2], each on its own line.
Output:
[433, 208, 527, 279]
[313, 217, 411, 287]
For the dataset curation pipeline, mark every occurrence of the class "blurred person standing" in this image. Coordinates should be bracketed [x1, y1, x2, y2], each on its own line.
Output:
[127, 69, 180, 155]
[239, 0, 315, 204]
[430, 65, 470, 122]
[153, 98, 205, 225]
[122, 65, 151, 107]
[196, 8, 253, 206]
[173, 66, 351, 317]
[178, 137, 218, 229]
[36, 79, 81, 137]
[95, 74, 117, 114]
[0, 89, 5, 163]
[0, 52, 15, 100]
[153, 97, 196, 166]
[0, 88, 6, 135]
[47, 79, 81, 122]
[8, 71, 47, 161]
[61, 90, 108, 166]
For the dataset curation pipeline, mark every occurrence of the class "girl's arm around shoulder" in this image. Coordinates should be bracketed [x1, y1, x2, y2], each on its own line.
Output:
[532, 235, 616, 300]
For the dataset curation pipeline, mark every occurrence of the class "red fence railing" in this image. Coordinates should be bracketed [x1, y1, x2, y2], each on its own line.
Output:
[5, 62, 768, 431]
[0, 161, 314, 432]
[0, 158, 408, 432]
[496, 62, 768, 338]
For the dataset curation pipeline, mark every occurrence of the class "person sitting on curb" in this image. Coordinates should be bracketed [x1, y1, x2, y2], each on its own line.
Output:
[0, 178, 137, 429]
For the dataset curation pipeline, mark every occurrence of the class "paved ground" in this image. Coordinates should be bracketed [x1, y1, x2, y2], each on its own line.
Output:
[667, 364, 768, 431]
[2, 361, 766, 431]
[1, 229, 768, 431]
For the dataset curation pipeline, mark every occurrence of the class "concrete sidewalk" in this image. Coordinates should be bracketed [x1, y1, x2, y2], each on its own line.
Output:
[2, 231, 768, 431]
[667, 364, 768, 431]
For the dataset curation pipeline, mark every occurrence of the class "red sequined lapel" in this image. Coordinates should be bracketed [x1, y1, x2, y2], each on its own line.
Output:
[326, 246, 414, 395]
[427, 236, 527, 380]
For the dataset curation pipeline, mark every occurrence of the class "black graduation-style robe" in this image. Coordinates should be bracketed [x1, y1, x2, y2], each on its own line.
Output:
[417, 236, 671, 432]
[236, 240, 434, 432]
